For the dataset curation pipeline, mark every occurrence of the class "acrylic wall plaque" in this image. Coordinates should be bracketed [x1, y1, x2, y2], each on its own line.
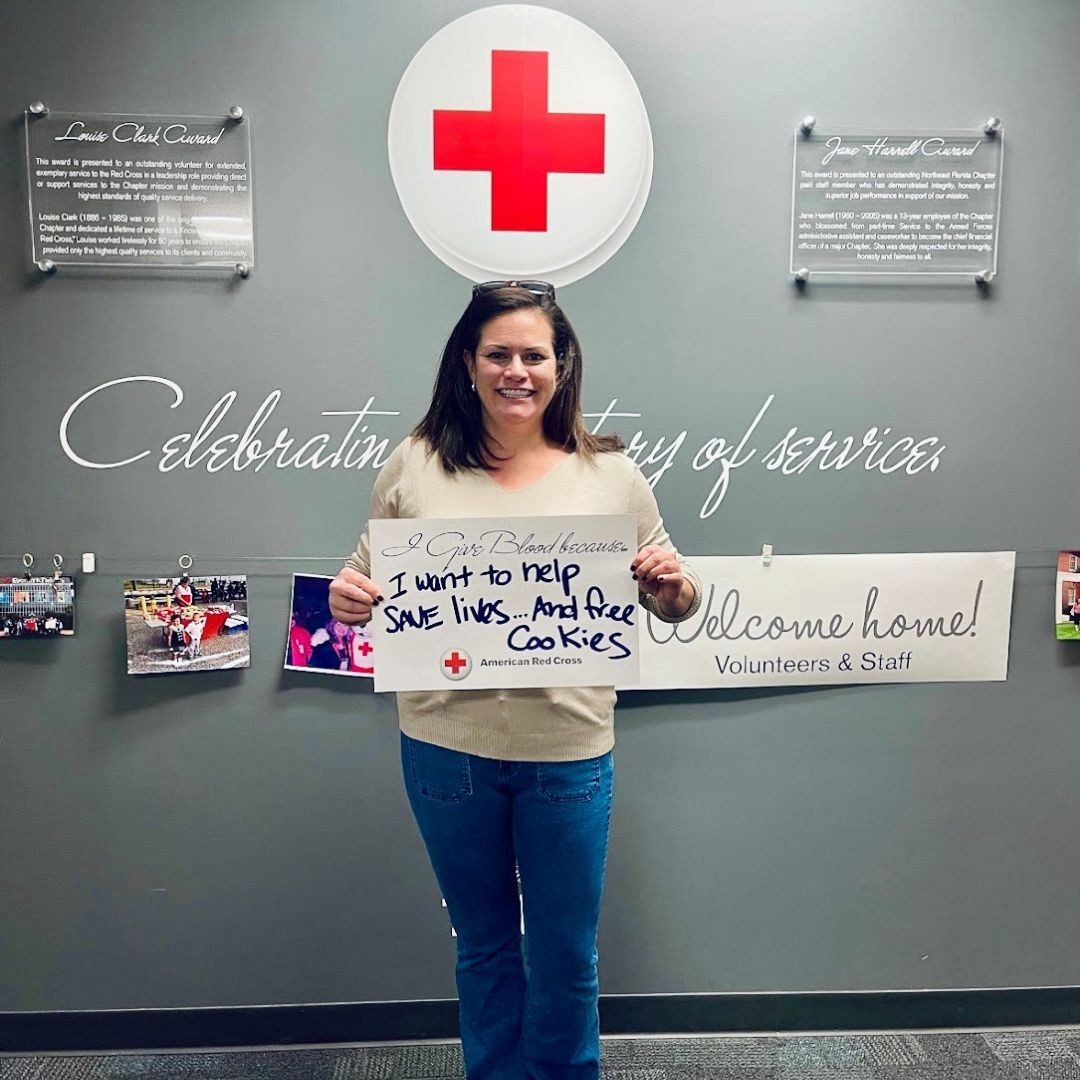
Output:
[790, 129, 1003, 276]
[25, 111, 254, 270]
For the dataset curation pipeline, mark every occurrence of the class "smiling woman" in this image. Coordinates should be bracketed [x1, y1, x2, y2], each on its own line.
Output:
[409, 282, 624, 481]
[326, 282, 700, 1078]
[465, 307, 560, 464]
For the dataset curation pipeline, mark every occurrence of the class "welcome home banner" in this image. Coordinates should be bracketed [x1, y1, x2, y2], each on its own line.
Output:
[636, 552, 1015, 689]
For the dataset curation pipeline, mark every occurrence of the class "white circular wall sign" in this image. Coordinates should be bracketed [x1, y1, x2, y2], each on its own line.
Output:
[388, 4, 653, 286]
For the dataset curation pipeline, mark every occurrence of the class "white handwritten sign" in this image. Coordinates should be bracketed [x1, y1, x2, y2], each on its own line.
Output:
[370, 515, 640, 691]
[636, 552, 1015, 688]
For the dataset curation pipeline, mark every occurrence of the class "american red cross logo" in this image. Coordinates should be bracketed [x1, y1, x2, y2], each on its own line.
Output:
[358, 641, 373, 657]
[444, 651, 469, 675]
[388, 5, 652, 285]
[433, 50, 606, 232]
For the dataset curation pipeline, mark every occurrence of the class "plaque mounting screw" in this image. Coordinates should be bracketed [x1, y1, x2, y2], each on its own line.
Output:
[983, 116, 1002, 136]
[37, 259, 57, 275]
[975, 269, 994, 285]
[234, 262, 250, 279]
[799, 115, 816, 135]
[794, 267, 811, 283]
[28, 101, 48, 116]
[228, 105, 245, 122]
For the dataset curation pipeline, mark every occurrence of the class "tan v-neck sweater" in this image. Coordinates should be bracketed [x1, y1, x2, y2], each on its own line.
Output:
[347, 437, 697, 761]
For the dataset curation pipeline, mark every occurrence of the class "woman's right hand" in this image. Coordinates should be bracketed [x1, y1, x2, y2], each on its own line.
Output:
[328, 568, 383, 626]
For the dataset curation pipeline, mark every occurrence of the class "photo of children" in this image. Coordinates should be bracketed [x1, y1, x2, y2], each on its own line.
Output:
[1054, 551, 1080, 640]
[124, 575, 250, 675]
[0, 575, 75, 638]
[286, 574, 374, 677]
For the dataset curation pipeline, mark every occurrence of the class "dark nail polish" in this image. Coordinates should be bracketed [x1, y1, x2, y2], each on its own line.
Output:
[631, 573, 638, 580]
[377, 594, 385, 602]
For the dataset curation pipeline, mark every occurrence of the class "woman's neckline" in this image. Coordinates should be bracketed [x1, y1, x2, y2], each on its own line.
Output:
[480, 448, 575, 494]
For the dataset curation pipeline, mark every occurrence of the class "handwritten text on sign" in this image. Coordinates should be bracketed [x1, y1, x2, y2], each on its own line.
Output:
[370, 516, 641, 691]
[636, 552, 1015, 689]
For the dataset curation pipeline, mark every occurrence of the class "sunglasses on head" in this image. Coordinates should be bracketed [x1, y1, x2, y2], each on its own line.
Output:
[472, 279, 556, 302]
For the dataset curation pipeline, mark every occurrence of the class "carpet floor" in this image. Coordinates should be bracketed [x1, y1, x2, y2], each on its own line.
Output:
[6, 1028, 1080, 1079]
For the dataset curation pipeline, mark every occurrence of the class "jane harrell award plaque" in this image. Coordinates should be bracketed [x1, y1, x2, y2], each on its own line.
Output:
[25, 110, 254, 270]
[790, 129, 1003, 277]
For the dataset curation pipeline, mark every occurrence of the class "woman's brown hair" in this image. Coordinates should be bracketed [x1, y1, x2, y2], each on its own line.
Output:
[413, 286, 623, 471]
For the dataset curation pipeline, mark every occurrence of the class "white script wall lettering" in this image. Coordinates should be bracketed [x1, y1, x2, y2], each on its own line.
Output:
[58, 379, 948, 515]
[59, 376, 399, 474]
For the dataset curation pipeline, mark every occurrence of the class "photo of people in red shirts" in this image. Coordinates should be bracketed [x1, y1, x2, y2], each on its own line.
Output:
[286, 574, 374, 678]
[0, 575, 76, 638]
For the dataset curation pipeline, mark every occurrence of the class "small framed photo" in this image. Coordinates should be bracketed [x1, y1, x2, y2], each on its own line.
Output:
[1055, 552, 1080, 640]
[286, 574, 374, 677]
[124, 575, 249, 675]
[0, 575, 75, 638]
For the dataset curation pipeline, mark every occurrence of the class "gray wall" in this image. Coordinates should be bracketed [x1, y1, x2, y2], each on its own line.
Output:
[2, 0, 1079, 1010]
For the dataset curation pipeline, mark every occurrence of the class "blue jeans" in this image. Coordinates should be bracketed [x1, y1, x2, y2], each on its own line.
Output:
[401, 731, 615, 1080]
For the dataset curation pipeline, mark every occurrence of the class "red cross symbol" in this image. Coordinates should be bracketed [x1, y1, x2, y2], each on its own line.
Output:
[444, 651, 469, 675]
[358, 641, 373, 657]
[433, 50, 606, 232]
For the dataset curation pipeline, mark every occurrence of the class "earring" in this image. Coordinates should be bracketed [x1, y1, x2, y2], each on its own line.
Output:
[471, 382, 476, 392]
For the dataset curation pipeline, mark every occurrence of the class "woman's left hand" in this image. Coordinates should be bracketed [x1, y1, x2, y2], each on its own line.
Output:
[631, 545, 694, 619]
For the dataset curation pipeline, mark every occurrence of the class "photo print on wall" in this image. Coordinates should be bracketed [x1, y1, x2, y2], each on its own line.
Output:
[286, 574, 374, 677]
[124, 575, 249, 674]
[1055, 551, 1080, 640]
[0, 575, 75, 637]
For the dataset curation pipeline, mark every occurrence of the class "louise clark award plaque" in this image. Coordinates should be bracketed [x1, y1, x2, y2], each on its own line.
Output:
[26, 111, 254, 271]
